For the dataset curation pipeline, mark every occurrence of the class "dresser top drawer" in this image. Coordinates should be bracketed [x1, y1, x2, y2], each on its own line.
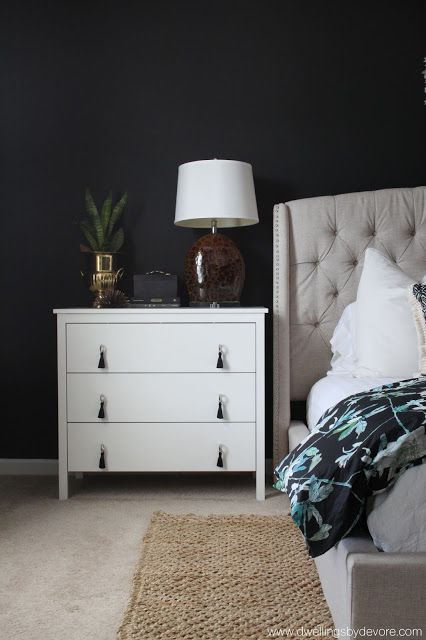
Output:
[66, 322, 255, 373]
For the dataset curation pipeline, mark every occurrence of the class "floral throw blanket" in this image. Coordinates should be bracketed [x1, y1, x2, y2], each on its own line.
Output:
[274, 378, 426, 558]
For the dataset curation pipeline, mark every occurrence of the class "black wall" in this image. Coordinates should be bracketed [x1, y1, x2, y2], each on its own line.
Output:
[2, 1, 425, 459]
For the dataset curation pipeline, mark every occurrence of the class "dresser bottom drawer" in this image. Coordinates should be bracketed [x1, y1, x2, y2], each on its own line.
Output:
[67, 422, 255, 472]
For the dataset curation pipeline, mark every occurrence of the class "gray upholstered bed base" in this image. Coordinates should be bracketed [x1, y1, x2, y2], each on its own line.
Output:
[273, 187, 426, 631]
[290, 421, 426, 630]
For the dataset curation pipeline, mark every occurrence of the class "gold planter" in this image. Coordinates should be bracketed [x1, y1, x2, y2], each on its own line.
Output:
[81, 252, 124, 304]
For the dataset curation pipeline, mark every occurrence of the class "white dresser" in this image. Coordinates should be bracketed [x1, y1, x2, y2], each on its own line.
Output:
[54, 308, 267, 500]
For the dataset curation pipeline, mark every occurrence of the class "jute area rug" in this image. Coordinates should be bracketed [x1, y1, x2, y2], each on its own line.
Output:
[117, 512, 333, 640]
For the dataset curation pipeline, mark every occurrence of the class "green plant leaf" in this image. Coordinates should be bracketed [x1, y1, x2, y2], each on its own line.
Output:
[85, 188, 104, 248]
[108, 191, 127, 238]
[109, 227, 124, 252]
[80, 220, 99, 252]
[100, 191, 112, 234]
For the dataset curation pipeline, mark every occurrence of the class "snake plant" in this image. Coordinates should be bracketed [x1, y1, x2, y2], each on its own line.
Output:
[80, 188, 128, 252]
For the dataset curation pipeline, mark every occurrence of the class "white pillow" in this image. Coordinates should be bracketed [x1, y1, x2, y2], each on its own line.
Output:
[408, 283, 426, 375]
[328, 303, 358, 374]
[355, 248, 421, 378]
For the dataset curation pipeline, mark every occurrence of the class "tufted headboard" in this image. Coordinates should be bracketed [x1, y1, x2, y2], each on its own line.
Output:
[273, 186, 426, 464]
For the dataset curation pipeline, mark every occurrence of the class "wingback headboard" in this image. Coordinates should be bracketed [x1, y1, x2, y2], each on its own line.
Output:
[273, 186, 426, 464]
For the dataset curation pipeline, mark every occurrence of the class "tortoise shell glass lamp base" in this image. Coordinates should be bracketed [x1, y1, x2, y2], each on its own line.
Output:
[184, 231, 245, 307]
[174, 160, 259, 306]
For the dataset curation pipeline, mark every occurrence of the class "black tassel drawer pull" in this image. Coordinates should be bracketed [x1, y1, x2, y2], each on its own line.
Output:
[99, 444, 106, 469]
[216, 345, 224, 369]
[98, 395, 106, 419]
[217, 445, 224, 468]
[217, 396, 224, 419]
[98, 346, 105, 369]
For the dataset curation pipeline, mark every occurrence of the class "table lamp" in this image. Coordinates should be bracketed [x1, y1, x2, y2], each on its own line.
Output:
[174, 159, 259, 306]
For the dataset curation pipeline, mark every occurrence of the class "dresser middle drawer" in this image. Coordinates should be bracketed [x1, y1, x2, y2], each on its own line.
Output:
[67, 373, 255, 423]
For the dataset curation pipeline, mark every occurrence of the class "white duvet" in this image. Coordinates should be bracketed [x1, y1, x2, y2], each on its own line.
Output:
[306, 374, 398, 432]
[306, 374, 426, 553]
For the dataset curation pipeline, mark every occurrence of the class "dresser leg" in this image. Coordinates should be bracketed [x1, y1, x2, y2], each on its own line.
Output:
[59, 470, 69, 500]
[256, 473, 265, 501]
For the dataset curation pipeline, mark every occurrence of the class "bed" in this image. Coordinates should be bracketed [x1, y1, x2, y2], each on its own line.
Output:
[273, 186, 426, 630]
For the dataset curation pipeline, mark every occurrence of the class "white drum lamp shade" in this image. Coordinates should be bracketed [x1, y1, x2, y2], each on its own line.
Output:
[174, 158, 258, 306]
[174, 159, 259, 228]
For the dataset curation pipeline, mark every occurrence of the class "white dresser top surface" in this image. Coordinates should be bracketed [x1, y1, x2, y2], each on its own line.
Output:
[53, 307, 268, 315]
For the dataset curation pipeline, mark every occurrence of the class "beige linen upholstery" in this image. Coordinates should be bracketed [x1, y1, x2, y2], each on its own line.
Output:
[349, 552, 426, 628]
[314, 534, 378, 629]
[273, 186, 426, 463]
[287, 420, 309, 452]
[315, 537, 426, 630]
[273, 186, 426, 631]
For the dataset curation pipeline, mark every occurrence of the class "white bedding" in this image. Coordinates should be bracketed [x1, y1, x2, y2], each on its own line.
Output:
[306, 374, 398, 432]
[306, 373, 426, 553]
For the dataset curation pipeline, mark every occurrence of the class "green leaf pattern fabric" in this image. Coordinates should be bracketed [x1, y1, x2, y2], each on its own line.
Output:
[274, 378, 426, 557]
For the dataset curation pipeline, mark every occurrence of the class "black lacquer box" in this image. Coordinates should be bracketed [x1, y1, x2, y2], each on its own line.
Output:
[133, 271, 177, 298]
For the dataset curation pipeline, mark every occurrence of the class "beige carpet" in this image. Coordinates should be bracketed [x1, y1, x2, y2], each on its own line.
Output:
[117, 512, 333, 640]
[0, 474, 293, 640]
